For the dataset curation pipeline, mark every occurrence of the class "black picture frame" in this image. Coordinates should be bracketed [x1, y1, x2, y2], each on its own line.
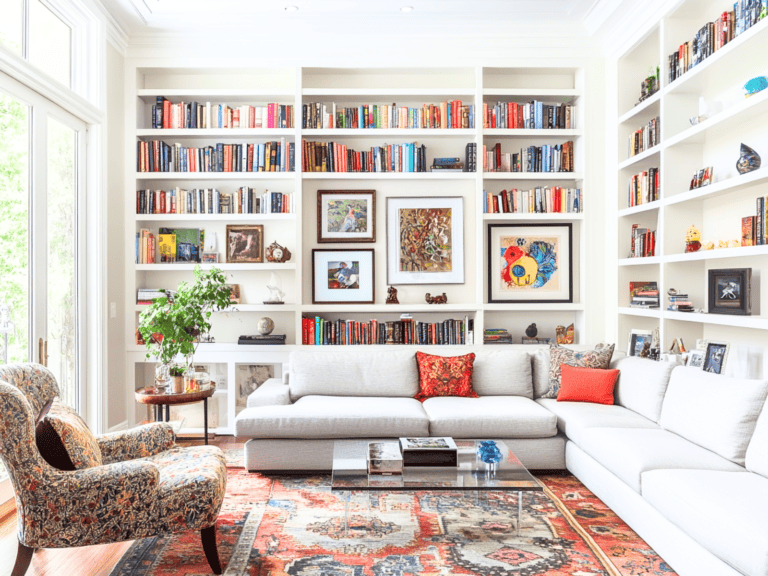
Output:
[311, 248, 375, 304]
[703, 341, 730, 375]
[708, 268, 751, 315]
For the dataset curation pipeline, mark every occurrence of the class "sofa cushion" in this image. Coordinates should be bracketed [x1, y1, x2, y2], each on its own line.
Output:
[745, 401, 768, 478]
[234, 396, 429, 439]
[472, 349, 532, 397]
[536, 398, 658, 445]
[543, 343, 615, 398]
[642, 469, 766, 576]
[423, 397, 556, 438]
[415, 351, 477, 402]
[578, 427, 744, 493]
[610, 356, 674, 422]
[660, 366, 768, 465]
[557, 365, 619, 405]
[288, 350, 419, 400]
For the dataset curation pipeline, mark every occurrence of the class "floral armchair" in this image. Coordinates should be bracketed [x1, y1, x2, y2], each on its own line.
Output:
[0, 364, 227, 576]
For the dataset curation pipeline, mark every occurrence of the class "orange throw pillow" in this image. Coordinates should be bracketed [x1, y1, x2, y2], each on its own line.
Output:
[415, 351, 478, 402]
[557, 364, 619, 405]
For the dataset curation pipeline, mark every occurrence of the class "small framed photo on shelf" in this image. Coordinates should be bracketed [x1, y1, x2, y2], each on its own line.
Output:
[225, 284, 241, 304]
[627, 329, 654, 356]
[685, 349, 705, 368]
[226, 224, 263, 263]
[312, 248, 375, 304]
[386, 196, 464, 285]
[703, 341, 730, 374]
[708, 268, 751, 316]
[202, 252, 218, 263]
[317, 190, 376, 243]
[487, 223, 573, 303]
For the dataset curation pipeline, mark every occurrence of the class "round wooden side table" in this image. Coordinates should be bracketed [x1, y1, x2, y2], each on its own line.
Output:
[135, 387, 215, 445]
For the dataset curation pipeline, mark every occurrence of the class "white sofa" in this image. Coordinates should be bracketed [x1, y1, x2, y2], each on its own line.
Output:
[234, 347, 768, 576]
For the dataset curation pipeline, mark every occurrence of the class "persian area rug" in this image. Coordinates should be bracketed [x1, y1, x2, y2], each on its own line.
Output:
[110, 469, 676, 576]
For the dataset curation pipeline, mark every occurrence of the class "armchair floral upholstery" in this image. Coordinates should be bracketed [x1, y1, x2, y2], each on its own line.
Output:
[0, 364, 227, 575]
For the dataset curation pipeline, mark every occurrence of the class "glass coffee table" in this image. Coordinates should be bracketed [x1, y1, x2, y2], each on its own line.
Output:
[331, 439, 542, 536]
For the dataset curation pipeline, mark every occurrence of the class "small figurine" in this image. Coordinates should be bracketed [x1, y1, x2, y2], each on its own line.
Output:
[704, 240, 715, 250]
[730, 239, 742, 248]
[744, 76, 768, 97]
[737, 143, 761, 174]
[718, 240, 729, 249]
[264, 273, 285, 305]
[386, 286, 399, 304]
[685, 224, 701, 253]
[525, 323, 538, 338]
[425, 292, 447, 304]
[265, 241, 291, 263]
[556, 323, 574, 345]
[639, 341, 652, 358]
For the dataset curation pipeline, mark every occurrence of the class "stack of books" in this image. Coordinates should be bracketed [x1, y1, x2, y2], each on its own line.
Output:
[136, 288, 175, 305]
[629, 281, 660, 308]
[430, 157, 464, 172]
[630, 224, 656, 258]
[667, 291, 694, 312]
[237, 334, 287, 345]
[484, 328, 513, 344]
[628, 117, 659, 157]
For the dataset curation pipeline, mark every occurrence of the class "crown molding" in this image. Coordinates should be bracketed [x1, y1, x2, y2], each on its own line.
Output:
[86, 0, 130, 53]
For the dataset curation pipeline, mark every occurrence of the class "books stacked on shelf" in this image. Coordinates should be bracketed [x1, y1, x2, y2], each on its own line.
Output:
[136, 188, 294, 214]
[522, 337, 552, 344]
[484, 186, 582, 214]
[301, 315, 474, 345]
[668, 3, 763, 83]
[484, 328, 513, 344]
[301, 140, 427, 172]
[628, 117, 659, 158]
[465, 142, 477, 172]
[430, 157, 464, 172]
[302, 101, 474, 129]
[667, 291, 694, 312]
[628, 168, 659, 207]
[483, 141, 574, 172]
[136, 229, 156, 264]
[630, 224, 656, 257]
[136, 140, 294, 172]
[629, 281, 660, 308]
[238, 334, 287, 345]
[151, 98, 294, 129]
[136, 288, 175, 305]
[136, 228, 202, 264]
[483, 101, 576, 129]
[755, 195, 768, 245]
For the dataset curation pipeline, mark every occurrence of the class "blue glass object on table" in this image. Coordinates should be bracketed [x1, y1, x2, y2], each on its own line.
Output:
[477, 440, 503, 464]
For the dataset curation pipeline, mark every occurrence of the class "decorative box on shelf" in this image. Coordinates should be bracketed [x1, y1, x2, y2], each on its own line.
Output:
[399, 437, 458, 467]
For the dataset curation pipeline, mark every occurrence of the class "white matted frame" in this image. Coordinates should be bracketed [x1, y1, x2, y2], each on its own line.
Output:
[312, 248, 375, 304]
[702, 340, 730, 375]
[627, 329, 653, 356]
[387, 196, 464, 285]
[317, 189, 376, 243]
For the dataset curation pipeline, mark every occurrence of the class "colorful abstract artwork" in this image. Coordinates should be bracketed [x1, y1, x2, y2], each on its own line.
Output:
[327, 200, 367, 233]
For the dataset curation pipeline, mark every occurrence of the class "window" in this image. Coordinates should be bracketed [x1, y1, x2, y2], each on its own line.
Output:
[0, 0, 24, 55]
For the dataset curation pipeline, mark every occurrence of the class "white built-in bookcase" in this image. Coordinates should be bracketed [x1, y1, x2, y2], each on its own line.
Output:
[126, 66, 588, 434]
[613, 0, 768, 374]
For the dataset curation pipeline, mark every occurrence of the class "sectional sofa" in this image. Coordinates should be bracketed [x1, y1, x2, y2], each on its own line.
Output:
[234, 347, 768, 576]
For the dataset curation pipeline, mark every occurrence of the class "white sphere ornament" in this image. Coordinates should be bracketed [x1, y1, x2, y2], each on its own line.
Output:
[257, 317, 275, 336]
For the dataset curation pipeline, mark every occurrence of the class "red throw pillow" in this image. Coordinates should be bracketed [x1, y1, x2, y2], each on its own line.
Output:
[415, 351, 478, 402]
[557, 364, 620, 405]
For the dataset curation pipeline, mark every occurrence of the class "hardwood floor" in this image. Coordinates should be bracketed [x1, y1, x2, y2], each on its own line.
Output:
[0, 435, 238, 576]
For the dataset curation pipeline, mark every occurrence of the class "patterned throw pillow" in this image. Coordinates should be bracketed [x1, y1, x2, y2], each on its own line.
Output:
[557, 364, 620, 405]
[415, 351, 478, 402]
[544, 343, 615, 399]
[36, 403, 102, 470]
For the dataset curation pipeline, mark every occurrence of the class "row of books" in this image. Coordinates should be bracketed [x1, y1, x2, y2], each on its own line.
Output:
[483, 187, 582, 214]
[484, 328, 513, 344]
[628, 117, 659, 158]
[746, 194, 768, 245]
[668, 3, 763, 83]
[668, 292, 694, 312]
[629, 281, 659, 308]
[136, 229, 157, 264]
[302, 101, 474, 130]
[301, 315, 474, 346]
[628, 167, 660, 208]
[630, 224, 657, 258]
[136, 228, 202, 264]
[136, 188, 294, 215]
[151, 98, 294, 130]
[483, 101, 576, 129]
[483, 141, 575, 173]
[301, 140, 428, 173]
[136, 140, 295, 173]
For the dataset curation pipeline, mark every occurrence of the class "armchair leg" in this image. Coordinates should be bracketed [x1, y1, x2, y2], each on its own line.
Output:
[11, 541, 34, 576]
[201, 525, 222, 574]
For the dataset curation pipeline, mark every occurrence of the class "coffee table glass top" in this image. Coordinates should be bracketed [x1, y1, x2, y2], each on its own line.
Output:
[331, 439, 542, 491]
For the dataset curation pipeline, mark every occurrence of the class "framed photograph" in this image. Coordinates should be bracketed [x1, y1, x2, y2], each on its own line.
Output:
[627, 329, 653, 356]
[488, 223, 573, 303]
[225, 284, 241, 304]
[202, 252, 218, 263]
[387, 196, 464, 285]
[703, 341, 730, 374]
[226, 224, 263, 263]
[686, 349, 705, 368]
[708, 268, 751, 316]
[317, 190, 376, 243]
[312, 249, 375, 304]
[235, 364, 274, 406]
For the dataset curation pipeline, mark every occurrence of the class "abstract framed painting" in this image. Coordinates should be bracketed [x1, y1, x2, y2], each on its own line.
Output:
[386, 196, 464, 285]
[312, 248, 375, 304]
[317, 189, 376, 243]
[487, 223, 573, 303]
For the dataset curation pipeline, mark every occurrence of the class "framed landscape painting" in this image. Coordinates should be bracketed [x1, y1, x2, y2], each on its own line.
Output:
[317, 190, 376, 243]
[312, 249, 375, 304]
[488, 223, 573, 303]
[386, 196, 464, 285]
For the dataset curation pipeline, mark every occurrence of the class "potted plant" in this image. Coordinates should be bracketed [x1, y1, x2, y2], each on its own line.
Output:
[138, 266, 233, 387]
[169, 366, 185, 393]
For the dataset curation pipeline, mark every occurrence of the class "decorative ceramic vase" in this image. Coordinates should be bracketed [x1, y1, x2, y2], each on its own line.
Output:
[525, 323, 538, 338]
[257, 317, 275, 335]
[736, 143, 761, 174]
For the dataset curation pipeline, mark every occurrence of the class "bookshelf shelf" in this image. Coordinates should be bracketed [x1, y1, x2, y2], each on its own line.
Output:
[482, 213, 584, 221]
[483, 172, 584, 180]
[664, 311, 768, 330]
[136, 128, 295, 138]
[665, 168, 768, 206]
[617, 147, 660, 170]
[483, 303, 585, 311]
[618, 201, 661, 217]
[482, 88, 580, 97]
[137, 89, 296, 101]
[134, 172, 295, 180]
[132, 304, 300, 313]
[301, 129, 476, 137]
[617, 306, 661, 318]
[301, 88, 476, 97]
[303, 304, 482, 314]
[483, 129, 582, 137]
[664, 245, 768, 263]
[617, 92, 661, 125]
[302, 172, 476, 180]
[618, 256, 662, 266]
[134, 263, 297, 271]
[133, 213, 296, 222]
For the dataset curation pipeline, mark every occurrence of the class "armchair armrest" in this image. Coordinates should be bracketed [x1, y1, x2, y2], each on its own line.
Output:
[98, 422, 175, 464]
[247, 378, 291, 408]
